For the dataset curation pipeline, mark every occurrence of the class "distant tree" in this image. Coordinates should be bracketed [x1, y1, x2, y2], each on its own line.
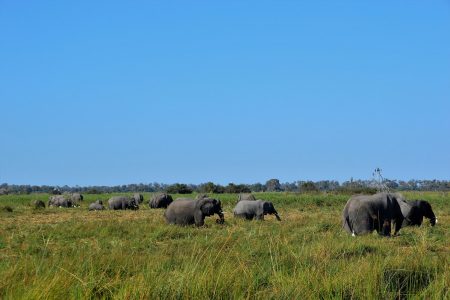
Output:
[198, 182, 225, 194]
[265, 179, 282, 192]
[299, 181, 319, 193]
[87, 188, 101, 194]
[281, 182, 298, 192]
[20, 186, 32, 194]
[250, 183, 264, 192]
[166, 183, 193, 194]
[224, 183, 251, 193]
[385, 179, 399, 190]
[314, 180, 340, 191]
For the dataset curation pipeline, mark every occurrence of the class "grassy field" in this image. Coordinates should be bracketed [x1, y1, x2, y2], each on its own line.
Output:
[0, 192, 448, 299]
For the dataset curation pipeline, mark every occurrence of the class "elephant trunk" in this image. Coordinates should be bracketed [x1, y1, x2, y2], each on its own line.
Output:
[430, 216, 437, 226]
[216, 210, 225, 224]
[274, 212, 281, 221]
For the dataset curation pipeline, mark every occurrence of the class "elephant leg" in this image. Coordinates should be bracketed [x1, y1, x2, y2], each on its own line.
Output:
[373, 218, 380, 233]
[393, 217, 403, 235]
[369, 213, 380, 233]
[194, 211, 205, 226]
[381, 219, 391, 236]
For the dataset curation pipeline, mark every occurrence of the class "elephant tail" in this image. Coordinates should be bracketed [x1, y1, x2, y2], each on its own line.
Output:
[343, 215, 355, 236]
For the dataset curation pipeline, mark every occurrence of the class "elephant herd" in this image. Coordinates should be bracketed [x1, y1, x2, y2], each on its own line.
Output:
[38, 192, 437, 236]
[342, 192, 437, 236]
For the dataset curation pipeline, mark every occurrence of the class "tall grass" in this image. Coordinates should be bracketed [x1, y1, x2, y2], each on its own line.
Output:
[0, 192, 448, 299]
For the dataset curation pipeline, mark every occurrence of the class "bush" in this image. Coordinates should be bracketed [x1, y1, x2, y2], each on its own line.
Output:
[166, 184, 193, 194]
[300, 181, 319, 193]
[86, 189, 101, 194]
[198, 182, 225, 194]
[224, 183, 250, 194]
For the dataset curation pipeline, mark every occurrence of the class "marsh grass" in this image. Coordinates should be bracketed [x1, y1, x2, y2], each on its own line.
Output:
[0, 192, 448, 299]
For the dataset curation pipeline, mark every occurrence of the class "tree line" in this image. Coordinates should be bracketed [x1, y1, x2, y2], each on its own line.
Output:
[1, 178, 449, 195]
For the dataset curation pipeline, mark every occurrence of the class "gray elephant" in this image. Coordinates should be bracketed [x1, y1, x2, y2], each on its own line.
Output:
[342, 193, 405, 236]
[149, 193, 173, 208]
[164, 198, 224, 226]
[48, 195, 74, 208]
[32, 200, 46, 209]
[132, 193, 144, 204]
[89, 200, 105, 211]
[108, 196, 139, 210]
[71, 193, 84, 204]
[237, 193, 256, 202]
[400, 200, 437, 227]
[233, 200, 281, 221]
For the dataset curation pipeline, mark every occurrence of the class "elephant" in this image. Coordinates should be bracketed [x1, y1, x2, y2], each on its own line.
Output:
[149, 193, 173, 208]
[399, 200, 437, 227]
[89, 200, 105, 211]
[48, 195, 74, 208]
[108, 196, 139, 210]
[237, 193, 256, 202]
[71, 193, 84, 204]
[132, 193, 144, 204]
[32, 200, 45, 209]
[164, 198, 224, 226]
[342, 193, 405, 236]
[233, 200, 281, 221]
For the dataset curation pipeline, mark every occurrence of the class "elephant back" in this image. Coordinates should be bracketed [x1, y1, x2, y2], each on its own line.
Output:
[71, 193, 83, 202]
[237, 193, 256, 202]
[133, 193, 144, 204]
[150, 193, 173, 208]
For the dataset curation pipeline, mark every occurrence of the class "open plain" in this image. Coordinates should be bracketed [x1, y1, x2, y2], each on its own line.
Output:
[0, 192, 448, 299]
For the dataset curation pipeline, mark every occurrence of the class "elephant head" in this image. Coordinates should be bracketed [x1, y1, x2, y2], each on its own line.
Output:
[419, 200, 437, 226]
[262, 201, 281, 221]
[129, 198, 139, 210]
[409, 200, 437, 226]
[197, 198, 224, 224]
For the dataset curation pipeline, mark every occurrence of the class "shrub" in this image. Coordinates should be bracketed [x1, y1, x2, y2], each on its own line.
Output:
[166, 184, 193, 194]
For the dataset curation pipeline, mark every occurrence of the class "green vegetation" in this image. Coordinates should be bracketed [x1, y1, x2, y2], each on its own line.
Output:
[0, 192, 448, 299]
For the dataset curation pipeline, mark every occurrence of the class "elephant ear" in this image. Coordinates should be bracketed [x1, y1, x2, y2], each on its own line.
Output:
[198, 199, 216, 216]
[262, 202, 271, 214]
[418, 200, 435, 219]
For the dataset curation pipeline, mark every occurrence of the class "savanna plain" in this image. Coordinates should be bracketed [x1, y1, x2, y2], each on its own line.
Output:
[0, 192, 448, 299]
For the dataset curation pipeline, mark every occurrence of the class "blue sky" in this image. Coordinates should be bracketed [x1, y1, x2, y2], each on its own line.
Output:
[1, 1, 449, 185]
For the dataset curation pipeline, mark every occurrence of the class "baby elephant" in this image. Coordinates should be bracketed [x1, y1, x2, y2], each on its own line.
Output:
[164, 198, 224, 226]
[32, 200, 46, 209]
[233, 200, 281, 221]
[108, 196, 139, 210]
[89, 200, 105, 211]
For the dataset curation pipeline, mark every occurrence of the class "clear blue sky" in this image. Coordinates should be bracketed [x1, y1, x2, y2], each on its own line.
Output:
[1, 1, 449, 186]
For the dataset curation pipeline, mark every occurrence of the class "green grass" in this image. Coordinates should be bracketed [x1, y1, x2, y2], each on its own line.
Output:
[0, 192, 448, 299]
